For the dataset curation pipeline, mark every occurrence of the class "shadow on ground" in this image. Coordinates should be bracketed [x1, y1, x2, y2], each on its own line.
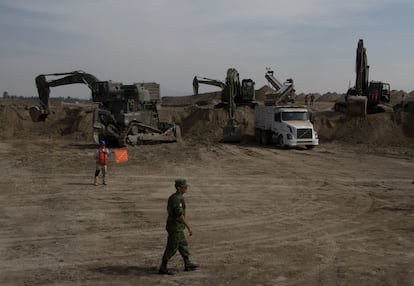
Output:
[90, 265, 158, 276]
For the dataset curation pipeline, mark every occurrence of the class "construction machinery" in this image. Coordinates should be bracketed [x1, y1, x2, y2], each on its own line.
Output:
[264, 68, 295, 105]
[31, 70, 180, 146]
[334, 39, 391, 116]
[192, 68, 255, 142]
[192, 68, 256, 107]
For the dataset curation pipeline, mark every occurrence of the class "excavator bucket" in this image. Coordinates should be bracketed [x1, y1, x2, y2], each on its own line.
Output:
[29, 106, 48, 122]
[222, 119, 242, 143]
[346, 96, 367, 117]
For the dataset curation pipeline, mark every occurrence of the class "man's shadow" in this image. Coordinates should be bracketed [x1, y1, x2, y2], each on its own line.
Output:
[90, 265, 159, 276]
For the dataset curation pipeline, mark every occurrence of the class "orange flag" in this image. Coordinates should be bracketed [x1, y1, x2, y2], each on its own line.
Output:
[114, 149, 129, 164]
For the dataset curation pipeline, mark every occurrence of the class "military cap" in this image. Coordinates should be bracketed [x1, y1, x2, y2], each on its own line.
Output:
[175, 179, 188, 188]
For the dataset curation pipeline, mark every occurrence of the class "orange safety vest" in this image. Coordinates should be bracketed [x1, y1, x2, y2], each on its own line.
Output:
[97, 147, 109, 165]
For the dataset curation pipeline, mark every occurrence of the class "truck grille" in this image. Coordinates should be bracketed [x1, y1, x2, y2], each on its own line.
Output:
[297, 128, 312, 139]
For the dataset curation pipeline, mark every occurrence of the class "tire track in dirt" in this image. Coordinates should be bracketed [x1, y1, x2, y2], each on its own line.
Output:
[1, 139, 412, 285]
[177, 174, 407, 285]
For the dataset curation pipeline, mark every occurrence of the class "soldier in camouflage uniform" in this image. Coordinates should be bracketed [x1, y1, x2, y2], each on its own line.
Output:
[159, 179, 199, 275]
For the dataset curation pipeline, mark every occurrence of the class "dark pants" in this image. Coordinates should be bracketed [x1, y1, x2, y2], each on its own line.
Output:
[162, 230, 190, 262]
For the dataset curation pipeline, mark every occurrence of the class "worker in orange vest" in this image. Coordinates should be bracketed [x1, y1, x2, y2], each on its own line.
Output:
[94, 140, 110, 186]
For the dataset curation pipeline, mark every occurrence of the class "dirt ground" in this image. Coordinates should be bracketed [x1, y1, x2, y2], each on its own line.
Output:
[0, 98, 413, 285]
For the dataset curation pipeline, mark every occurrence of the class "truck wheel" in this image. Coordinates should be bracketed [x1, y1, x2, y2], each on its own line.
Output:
[278, 135, 285, 148]
[261, 130, 270, 145]
[306, 145, 315, 150]
[255, 129, 262, 144]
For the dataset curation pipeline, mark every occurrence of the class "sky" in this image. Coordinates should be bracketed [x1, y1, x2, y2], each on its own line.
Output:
[0, 0, 413, 99]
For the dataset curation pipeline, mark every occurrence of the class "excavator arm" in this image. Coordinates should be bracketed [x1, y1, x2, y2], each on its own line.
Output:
[31, 70, 99, 121]
[221, 68, 242, 142]
[346, 39, 369, 97]
[192, 76, 225, 96]
[264, 68, 295, 105]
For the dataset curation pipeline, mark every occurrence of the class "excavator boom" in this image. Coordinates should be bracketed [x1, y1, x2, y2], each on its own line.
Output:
[265, 69, 284, 90]
[264, 68, 295, 106]
[221, 68, 242, 142]
[31, 70, 99, 122]
[354, 39, 369, 96]
[192, 76, 225, 96]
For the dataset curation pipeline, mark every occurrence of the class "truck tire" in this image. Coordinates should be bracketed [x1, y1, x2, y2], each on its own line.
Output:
[261, 130, 270, 145]
[255, 129, 262, 144]
[278, 134, 285, 149]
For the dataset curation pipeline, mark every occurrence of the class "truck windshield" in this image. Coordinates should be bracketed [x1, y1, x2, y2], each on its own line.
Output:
[282, 112, 308, 121]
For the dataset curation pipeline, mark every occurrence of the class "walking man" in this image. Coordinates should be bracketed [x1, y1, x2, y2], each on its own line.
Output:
[94, 140, 110, 186]
[159, 179, 199, 275]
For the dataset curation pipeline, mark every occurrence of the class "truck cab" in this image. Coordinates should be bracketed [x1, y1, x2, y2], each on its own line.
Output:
[254, 106, 319, 149]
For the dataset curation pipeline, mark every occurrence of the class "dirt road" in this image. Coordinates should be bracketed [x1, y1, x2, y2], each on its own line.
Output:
[0, 138, 413, 286]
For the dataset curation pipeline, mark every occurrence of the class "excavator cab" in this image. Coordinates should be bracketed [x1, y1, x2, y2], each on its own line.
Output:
[241, 79, 255, 105]
[367, 81, 390, 107]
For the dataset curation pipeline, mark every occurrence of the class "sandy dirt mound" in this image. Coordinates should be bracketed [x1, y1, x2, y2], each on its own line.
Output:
[0, 99, 95, 142]
[1, 98, 413, 147]
[161, 91, 221, 107]
[160, 105, 255, 144]
[162, 103, 413, 146]
[312, 111, 412, 146]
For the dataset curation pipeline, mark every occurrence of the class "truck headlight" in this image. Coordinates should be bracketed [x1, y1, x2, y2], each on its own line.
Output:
[287, 133, 293, 140]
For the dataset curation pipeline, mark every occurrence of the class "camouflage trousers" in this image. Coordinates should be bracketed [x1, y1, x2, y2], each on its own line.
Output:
[161, 230, 190, 262]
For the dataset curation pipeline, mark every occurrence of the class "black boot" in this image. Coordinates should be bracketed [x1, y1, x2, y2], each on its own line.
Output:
[184, 258, 199, 271]
[159, 260, 175, 275]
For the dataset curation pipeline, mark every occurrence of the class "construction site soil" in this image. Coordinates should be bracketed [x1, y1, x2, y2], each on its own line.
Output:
[0, 97, 413, 286]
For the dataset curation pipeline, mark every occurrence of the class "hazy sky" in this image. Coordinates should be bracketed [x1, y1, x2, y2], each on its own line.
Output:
[1, 0, 413, 99]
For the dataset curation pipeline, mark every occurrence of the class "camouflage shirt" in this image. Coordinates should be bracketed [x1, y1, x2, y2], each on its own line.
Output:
[166, 192, 186, 232]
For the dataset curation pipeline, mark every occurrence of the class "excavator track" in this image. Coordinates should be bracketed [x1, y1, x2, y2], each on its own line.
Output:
[118, 122, 178, 146]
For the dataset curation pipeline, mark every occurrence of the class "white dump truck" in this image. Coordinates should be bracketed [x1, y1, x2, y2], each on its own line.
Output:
[254, 105, 319, 149]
